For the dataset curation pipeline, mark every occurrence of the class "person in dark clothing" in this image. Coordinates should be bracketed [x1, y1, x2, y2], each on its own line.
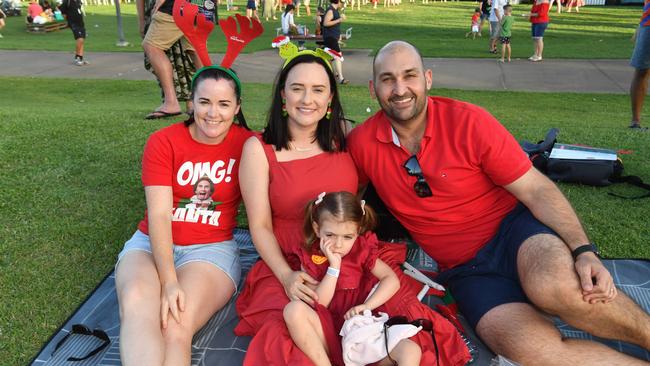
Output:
[58, 0, 87, 66]
[321, 0, 348, 84]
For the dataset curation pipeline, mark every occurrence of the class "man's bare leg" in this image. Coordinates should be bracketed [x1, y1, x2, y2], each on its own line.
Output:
[143, 42, 182, 114]
[518, 234, 650, 350]
[477, 303, 648, 366]
[630, 68, 650, 126]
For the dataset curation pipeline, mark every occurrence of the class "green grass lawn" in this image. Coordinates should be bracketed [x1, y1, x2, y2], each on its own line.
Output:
[1, 76, 649, 365]
[0, 2, 641, 58]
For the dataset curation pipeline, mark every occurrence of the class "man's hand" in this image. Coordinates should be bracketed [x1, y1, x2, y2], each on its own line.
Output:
[575, 253, 617, 304]
[281, 270, 319, 305]
[160, 281, 186, 329]
[152, 0, 165, 14]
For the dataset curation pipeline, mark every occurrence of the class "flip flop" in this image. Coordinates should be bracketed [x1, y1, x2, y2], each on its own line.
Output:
[144, 110, 183, 120]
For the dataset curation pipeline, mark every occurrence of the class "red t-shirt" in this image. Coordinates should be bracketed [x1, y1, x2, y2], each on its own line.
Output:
[530, 1, 549, 23]
[641, 0, 650, 27]
[137, 122, 253, 245]
[471, 13, 480, 25]
[348, 97, 531, 270]
[28, 3, 44, 18]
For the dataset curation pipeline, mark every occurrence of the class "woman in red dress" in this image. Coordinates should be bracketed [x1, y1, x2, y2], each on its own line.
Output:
[235, 51, 357, 365]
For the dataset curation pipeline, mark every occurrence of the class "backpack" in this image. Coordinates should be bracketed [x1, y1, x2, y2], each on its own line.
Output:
[520, 128, 650, 199]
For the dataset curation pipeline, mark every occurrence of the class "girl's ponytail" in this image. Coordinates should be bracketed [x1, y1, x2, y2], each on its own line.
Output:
[358, 201, 378, 235]
[302, 199, 319, 251]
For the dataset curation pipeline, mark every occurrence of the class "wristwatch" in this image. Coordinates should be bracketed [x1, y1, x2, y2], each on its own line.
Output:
[571, 243, 600, 261]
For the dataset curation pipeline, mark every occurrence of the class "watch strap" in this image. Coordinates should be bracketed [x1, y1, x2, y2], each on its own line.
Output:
[571, 243, 598, 261]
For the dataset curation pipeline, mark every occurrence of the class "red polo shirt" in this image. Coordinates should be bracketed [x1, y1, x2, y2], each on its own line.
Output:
[348, 97, 531, 270]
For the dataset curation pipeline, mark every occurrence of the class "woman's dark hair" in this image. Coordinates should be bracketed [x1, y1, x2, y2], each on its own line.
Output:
[302, 191, 377, 251]
[184, 67, 249, 130]
[284, 4, 295, 14]
[262, 53, 346, 152]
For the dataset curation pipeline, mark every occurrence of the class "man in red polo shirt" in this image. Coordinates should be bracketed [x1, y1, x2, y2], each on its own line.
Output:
[348, 40, 650, 365]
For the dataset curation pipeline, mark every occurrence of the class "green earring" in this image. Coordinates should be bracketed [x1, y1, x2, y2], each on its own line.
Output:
[282, 99, 288, 117]
[325, 102, 332, 120]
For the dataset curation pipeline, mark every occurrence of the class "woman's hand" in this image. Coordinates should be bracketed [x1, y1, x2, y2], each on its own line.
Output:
[160, 281, 186, 329]
[281, 270, 319, 305]
[320, 237, 342, 269]
[344, 304, 369, 320]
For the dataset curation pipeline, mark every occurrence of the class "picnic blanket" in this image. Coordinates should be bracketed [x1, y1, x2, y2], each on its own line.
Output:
[31, 229, 650, 365]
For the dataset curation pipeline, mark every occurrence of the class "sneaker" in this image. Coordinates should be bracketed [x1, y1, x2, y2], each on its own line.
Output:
[340, 78, 349, 85]
[629, 123, 649, 131]
[74, 59, 88, 66]
[530, 55, 542, 62]
[528, 55, 537, 60]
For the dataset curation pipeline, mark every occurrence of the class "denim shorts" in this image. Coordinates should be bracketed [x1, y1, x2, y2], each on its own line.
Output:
[531, 22, 548, 38]
[490, 21, 500, 38]
[631, 26, 650, 70]
[116, 230, 241, 290]
[436, 204, 557, 331]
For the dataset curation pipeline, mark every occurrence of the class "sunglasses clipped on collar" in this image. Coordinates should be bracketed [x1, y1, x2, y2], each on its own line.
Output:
[383, 316, 439, 365]
[403, 155, 433, 198]
[52, 324, 110, 362]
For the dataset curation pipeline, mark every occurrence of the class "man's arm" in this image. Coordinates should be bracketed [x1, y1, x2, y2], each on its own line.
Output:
[504, 167, 616, 303]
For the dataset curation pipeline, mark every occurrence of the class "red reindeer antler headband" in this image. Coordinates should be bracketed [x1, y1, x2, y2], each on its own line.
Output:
[172, 1, 264, 90]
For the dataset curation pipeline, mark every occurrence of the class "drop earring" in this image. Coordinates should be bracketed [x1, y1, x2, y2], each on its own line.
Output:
[282, 99, 288, 117]
[325, 102, 332, 120]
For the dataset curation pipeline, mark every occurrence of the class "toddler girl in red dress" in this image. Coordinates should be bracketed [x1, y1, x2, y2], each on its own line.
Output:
[283, 191, 424, 366]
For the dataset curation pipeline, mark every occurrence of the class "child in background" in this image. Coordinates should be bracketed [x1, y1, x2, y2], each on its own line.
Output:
[283, 191, 424, 366]
[314, 6, 325, 35]
[466, 7, 482, 39]
[499, 4, 513, 62]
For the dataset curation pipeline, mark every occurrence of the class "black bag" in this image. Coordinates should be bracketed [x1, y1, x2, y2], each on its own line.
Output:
[520, 128, 650, 199]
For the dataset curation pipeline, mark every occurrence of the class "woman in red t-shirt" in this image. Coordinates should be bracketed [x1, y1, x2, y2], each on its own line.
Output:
[522, 0, 550, 62]
[115, 67, 253, 365]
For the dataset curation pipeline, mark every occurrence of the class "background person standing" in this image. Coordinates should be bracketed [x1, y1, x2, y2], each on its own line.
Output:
[58, 0, 87, 66]
[629, 0, 650, 130]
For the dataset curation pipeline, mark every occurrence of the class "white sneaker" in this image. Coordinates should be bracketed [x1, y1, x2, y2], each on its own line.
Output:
[74, 59, 88, 66]
[529, 55, 542, 62]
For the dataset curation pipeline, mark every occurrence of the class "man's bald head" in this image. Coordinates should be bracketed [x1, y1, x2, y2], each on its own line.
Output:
[372, 41, 425, 80]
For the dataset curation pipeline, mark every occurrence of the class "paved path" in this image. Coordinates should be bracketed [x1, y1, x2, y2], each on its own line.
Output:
[0, 49, 634, 94]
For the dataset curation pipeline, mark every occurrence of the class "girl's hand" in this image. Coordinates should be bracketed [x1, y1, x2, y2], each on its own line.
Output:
[281, 270, 319, 305]
[160, 281, 186, 329]
[320, 237, 341, 269]
[344, 304, 369, 320]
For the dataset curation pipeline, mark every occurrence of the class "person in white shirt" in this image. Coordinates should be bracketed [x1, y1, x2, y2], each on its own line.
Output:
[488, 0, 506, 53]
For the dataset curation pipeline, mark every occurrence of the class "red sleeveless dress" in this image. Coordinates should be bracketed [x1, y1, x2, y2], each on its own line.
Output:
[235, 138, 470, 366]
[234, 138, 358, 365]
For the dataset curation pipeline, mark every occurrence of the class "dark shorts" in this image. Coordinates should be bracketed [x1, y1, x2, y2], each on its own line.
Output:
[323, 36, 340, 53]
[435, 204, 557, 331]
[500, 36, 511, 44]
[480, 12, 489, 21]
[247, 0, 256, 9]
[531, 22, 548, 38]
[69, 22, 86, 40]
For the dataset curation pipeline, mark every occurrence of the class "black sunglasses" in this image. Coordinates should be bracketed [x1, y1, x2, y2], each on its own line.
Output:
[52, 324, 110, 362]
[383, 316, 439, 365]
[403, 155, 433, 198]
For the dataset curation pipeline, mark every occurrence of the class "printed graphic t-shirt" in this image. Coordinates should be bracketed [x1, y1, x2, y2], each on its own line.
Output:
[137, 122, 253, 245]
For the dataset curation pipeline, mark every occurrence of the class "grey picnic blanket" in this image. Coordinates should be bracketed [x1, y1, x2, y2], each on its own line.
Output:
[31, 229, 650, 365]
